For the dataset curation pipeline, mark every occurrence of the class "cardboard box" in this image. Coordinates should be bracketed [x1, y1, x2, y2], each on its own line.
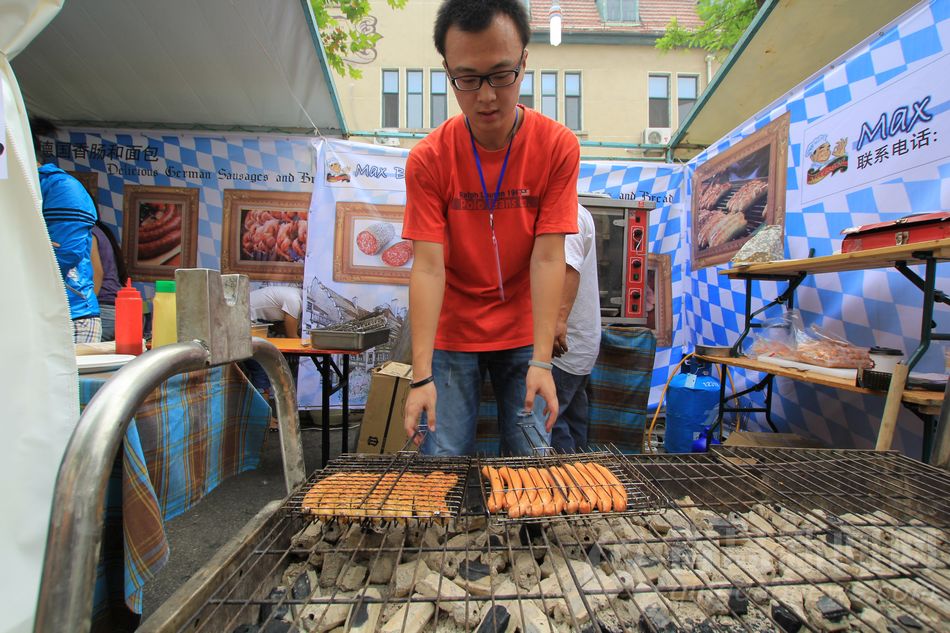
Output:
[357, 361, 416, 454]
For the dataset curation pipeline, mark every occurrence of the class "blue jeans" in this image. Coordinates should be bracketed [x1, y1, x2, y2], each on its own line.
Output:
[420, 346, 551, 456]
[550, 366, 590, 452]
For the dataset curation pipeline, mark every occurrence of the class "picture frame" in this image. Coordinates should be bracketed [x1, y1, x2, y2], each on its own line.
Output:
[221, 190, 312, 282]
[69, 171, 98, 211]
[646, 253, 673, 347]
[691, 112, 789, 269]
[122, 185, 199, 281]
[333, 202, 411, 285]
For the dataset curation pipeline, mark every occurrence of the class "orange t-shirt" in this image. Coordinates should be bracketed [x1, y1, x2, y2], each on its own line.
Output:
[403, 105, 580, 352]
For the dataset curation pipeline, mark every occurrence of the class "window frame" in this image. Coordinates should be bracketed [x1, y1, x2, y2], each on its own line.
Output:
[676, 73, 700, 128]
[596, 0, 639, 23]
[519, 70, 535, 109]
[406, 69, 424, 129]
[430, 69, 448, 128]
[564, 71, 582, 131]
[647, 72, 671, 129]
[540, 70, 558, 120]
[381, 68, 400, 128]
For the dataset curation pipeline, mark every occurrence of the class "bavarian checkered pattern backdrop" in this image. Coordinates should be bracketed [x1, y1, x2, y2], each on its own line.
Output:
[682, 0, 950, 456]
[41, 1, 947, 455]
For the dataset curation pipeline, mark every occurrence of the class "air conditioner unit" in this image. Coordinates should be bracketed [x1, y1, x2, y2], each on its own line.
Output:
[373, 136, 401, 147]
[643, 127, 672, 145]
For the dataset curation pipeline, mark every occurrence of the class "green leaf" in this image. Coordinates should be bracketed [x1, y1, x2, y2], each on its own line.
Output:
[655, 0, 759, 58]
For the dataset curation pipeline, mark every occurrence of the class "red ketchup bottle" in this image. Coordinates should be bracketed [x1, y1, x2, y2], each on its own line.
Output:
[115, 279, 144, 355]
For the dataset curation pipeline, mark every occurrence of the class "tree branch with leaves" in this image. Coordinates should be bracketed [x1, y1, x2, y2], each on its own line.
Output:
[311, 0, 408, 79]
[656, 0, 762, 59]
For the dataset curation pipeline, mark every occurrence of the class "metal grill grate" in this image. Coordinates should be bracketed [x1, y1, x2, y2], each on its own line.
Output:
[474, 450, 667, 523]
[286, 452, 470, 523]
[151, 448, 950, 633]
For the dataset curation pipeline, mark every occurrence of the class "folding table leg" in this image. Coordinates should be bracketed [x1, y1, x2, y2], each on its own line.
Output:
[320, 354, 331, 467]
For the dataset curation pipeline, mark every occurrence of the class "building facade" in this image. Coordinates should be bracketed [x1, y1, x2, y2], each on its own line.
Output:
[335, 0, 717, 159]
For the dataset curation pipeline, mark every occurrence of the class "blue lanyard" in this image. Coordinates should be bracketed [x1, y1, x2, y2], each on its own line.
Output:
[466, 108, 518, 220]
[466, 108, 518, 301]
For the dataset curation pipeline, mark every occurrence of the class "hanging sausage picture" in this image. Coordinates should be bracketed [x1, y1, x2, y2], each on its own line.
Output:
[136, 202, 183, 264]
[334, 202, 412, 285]
[122, 185, 199, 281]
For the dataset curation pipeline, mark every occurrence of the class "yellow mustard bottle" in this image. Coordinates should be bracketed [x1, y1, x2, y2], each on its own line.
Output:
[151, 280, 178, 348]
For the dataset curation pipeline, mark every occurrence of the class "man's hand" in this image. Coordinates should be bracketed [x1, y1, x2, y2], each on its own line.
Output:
[403, 382, 436, 447]
[553, 319, 568, 358]
[524, 365, 558, 431]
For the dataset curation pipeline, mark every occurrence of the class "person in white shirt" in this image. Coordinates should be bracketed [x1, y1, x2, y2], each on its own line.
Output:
[250, 286, 303, 337]
[551, 204, 601, 451]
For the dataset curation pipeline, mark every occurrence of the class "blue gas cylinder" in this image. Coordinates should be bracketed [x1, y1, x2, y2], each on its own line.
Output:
[664, 359, 721, 453]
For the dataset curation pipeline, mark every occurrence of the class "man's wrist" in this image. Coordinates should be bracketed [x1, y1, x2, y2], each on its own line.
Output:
[528, 359, 553, 371]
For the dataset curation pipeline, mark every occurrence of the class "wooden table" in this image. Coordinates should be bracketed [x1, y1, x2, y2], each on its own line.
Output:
[263, 337, 362, 466]
[709, 238, 950, 460]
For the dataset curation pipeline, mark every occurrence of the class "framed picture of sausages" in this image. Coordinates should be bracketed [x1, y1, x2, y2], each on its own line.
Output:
[691, 112, 789, 269]
[645, 253, 673, 347]
[122, 185, 199, 281]
[333, 202, 411, 286]
[220, 190, 311, 282]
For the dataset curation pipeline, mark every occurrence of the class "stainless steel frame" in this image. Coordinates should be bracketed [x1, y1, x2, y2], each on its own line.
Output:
[34, 270, 306, 633]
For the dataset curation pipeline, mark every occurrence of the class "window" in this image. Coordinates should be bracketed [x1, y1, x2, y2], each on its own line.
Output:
[648, 74, 670, 128]
[541, 71, 557, 120]
[382, 69, 399, 127]
[430, 70, 448, 127]
[597, 0, 638, 22]
[407, 70, 423, 129]
[565, 72, 581, 131]
[677, 75, 699, 126]
[520, 70, 534, 109]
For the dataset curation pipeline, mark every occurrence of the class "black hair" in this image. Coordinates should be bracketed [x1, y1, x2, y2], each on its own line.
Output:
[433, 0, 531, 57]
[94, 219, 129, 284]
[29, 117, 56, 164]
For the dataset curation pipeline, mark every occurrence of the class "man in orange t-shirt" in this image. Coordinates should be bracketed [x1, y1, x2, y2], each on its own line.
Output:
[401, 0, 579, 456]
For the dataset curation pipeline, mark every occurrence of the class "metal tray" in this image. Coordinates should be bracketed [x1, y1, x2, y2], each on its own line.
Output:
[308, 326, 390, 351]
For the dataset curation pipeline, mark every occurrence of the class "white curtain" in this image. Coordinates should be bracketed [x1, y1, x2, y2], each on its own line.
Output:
[0, 2, 71, 632]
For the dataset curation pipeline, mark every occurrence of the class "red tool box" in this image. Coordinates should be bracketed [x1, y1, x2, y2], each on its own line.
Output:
[840, 212, 950, 253]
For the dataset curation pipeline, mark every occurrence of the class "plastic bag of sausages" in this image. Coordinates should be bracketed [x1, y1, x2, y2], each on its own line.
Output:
[750, 310, 871, 369]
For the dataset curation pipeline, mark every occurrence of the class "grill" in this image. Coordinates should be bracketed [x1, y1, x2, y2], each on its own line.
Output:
[141, 448, 950, 633]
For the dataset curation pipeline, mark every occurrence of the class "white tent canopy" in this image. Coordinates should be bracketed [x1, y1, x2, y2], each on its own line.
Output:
[12, 0, 347, 134]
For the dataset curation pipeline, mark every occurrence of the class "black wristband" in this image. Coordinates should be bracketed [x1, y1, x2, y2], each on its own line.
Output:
[410, 375, 435, 389]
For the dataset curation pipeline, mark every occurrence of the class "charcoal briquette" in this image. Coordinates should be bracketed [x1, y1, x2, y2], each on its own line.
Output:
[458, 559, 491, 581]
[259, 588, 289, 623]
[817, 595, 848, 621]
[291, 573, 311, 600]
[771, 604, 802, 633]
[231, 625, 260, 633]
[728, 587, 748, 616]
[476, 605, 511, 633]
[897, 614, 923, 629]
[639, 603, 678, 633]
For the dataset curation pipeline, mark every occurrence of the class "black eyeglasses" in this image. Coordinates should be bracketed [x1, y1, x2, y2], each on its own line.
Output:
[447, 50, 525, 91]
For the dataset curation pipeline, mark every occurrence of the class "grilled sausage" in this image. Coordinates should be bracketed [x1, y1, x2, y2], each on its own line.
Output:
[527, 467, 555, 516]
[574, 463, 613, 513]
[482, 466, 505, 513]
[540, 468, 566, 514]
[563, 463, 599, 514]
[554, 465, 591, 514]
[498, 467, 524, 518]
[589, 463, 628, 512]
[549, 466, 579, 514]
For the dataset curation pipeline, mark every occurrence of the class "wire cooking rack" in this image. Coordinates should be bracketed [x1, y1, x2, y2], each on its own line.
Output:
[285, 452, 470, 523]
[474, 448, 668, 524]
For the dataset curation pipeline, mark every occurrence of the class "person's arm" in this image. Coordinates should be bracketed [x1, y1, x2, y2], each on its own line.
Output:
[403, 240, 445, 446]
[553, 265, 580, 357]
[283, 313, 300, 338]
[91, 233, 104, 295]
[525, 233, 565, 430]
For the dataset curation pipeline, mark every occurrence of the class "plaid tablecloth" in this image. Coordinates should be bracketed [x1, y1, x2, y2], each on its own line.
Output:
[474, 326, 656, 455]
[79, 364, 270, 626]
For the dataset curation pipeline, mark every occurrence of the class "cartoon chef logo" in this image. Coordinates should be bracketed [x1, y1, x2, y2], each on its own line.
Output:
[805, 134, 849, 185]
[325, 161, 351, 183]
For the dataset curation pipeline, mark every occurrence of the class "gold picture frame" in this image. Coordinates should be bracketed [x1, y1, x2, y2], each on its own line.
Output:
[122, 185, 199, 281]
[333, 202, 411, 285]
[221, 190, 311, 282]
[69, 171, 98, 211]
[691, 112, 789, 269]
[646, 253, 673, 347]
